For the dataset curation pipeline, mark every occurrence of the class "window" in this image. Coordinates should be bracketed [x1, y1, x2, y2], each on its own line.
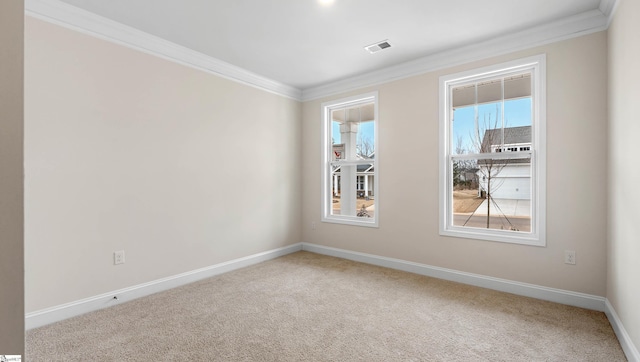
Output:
[439, 55, 546, 245]
[322, 92, 378, 227]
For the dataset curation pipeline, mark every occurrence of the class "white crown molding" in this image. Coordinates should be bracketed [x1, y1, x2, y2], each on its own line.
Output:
[301, 9, 609, 101]
[25, 0, 303, 101]
[302, 243, 606, 311]
[25, 0, 615, 104]
[600, 0, 621, 26]
[605, 299, 640, 362]
[25, 243, 303, 329]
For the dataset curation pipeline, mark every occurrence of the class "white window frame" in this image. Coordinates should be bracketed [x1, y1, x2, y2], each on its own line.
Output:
[322, 92, 379, 227]
[439, 55, 546, 246]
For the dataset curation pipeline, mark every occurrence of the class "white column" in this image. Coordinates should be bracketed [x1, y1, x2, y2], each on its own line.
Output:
[364, 173, 369, 197]
[340, 122, 359, 216]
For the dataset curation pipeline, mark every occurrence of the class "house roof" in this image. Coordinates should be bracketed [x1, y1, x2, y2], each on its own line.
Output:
[357, 164, 374, 173]
[481, 126, 531, 150]
[333, 164, 374, 173]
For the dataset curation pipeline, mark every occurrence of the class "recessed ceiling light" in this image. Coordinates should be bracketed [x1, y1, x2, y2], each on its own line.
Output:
[319, 0, 335, 6]
[364, 40, 392, 54]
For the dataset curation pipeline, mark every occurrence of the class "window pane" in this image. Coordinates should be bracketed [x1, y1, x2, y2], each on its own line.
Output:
[330, 164, 375, 218]
[330, 103, 375, 160]
[357, 120, 375, 159]
[451, 156, 531, 232]
[476, 102, 504, 153]
[452, 106, 475, 155]
[332, 120, 341, 145]
[452, 102, 504, 155]
[504, 98, 532, 128]
[504, 73, 531, 103]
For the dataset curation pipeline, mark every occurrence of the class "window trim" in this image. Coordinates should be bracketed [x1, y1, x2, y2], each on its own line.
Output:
[321, 92, 379, 227]
[439, 55, 546, 246]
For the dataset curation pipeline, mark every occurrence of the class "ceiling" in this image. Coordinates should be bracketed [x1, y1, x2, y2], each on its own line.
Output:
[30, 0, 615, 100]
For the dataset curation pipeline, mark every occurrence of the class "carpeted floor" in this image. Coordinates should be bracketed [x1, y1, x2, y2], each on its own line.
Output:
[27, 251, 626, 361]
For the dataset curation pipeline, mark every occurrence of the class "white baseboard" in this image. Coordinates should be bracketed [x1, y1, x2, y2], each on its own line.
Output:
[605, 299, 640, 362]
[301, 243, 606, 311]
[25, 243, 303, 330]
[27, 242, 638, 361]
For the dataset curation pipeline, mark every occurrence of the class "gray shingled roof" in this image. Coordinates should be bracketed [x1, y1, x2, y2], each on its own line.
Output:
[481, 125, 531, 150]
[332, 164, 374, 173]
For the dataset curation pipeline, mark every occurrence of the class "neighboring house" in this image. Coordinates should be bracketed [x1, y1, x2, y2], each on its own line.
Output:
[454, 167, 479, 189]
[464, 170, 479, 189]
[332, 153, 375, 198]
[356, 163, 375, 198]
[477, 126, 531, 200]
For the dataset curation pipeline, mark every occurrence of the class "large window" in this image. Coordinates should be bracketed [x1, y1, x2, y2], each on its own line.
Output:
[439, 55, 546, 245]
[322, 92, 378, 227]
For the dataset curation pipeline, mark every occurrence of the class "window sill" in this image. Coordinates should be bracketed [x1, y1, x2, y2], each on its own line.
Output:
[322, 215, 379, 228]
[440, 227, 545, 247]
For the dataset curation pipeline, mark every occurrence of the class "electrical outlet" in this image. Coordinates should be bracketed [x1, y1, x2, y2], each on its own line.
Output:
[114, 250, 125, 265]
[564, 250, 576, 265]
[311, 221, 316, 230]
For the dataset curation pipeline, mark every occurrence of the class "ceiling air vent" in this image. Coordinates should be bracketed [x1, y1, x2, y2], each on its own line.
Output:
[364, 40, 391, 54]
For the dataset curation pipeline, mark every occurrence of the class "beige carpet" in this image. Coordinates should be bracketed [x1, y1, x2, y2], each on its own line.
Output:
[27, 251, 626, 361]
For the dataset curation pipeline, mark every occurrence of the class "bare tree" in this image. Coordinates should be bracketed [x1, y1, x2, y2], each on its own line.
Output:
[471, 108, 507, 229]
[356, 136, 374, 158]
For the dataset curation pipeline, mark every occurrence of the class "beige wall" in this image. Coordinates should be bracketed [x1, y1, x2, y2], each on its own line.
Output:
[0, 0, 25, 355]
[16, 3, 640, 355]
[24, 17, 302, 312]
[608, 0, 640, 352]
[303, 32, 608, 296]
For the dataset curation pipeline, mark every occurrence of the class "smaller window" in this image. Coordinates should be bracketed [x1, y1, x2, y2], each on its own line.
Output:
[322, 92, 378, 227]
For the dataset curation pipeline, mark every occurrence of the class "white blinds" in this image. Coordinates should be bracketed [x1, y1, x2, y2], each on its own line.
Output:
[331, 103, 375, 122]
[452, 73, 531, 108]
